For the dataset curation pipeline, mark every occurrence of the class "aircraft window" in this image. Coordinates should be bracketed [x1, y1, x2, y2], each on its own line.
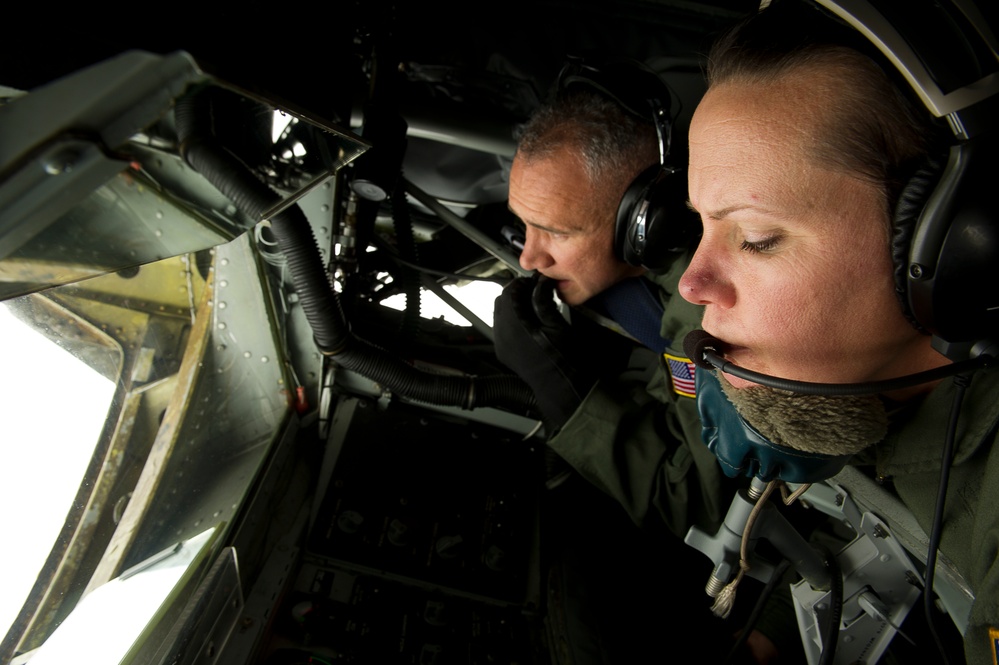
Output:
[272, 111, 294, 143]
[380, 280, 501, 327]
[1, 235, 296, 660]
[18, 527, 220, 665]
[0, 301, 116, 639]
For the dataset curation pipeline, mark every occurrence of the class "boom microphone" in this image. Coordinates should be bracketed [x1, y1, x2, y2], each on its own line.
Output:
[683, 330, 720, 371]
[682, 330, 991, 396]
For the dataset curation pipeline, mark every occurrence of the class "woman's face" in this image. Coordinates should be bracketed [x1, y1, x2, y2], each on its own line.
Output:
[680, 72, 937, 389]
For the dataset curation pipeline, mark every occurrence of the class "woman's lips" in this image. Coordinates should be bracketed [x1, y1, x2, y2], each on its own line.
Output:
[703, 337, 752, 372]
[702, 334, 744, 362]
[719, 345, 747, 363]
[705, 339, 763, 389]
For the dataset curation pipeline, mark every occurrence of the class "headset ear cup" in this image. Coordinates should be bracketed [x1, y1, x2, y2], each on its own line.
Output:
[891, 156, 943, 333]
[616, 165, 699, 271]
[615, 165, 661, 267]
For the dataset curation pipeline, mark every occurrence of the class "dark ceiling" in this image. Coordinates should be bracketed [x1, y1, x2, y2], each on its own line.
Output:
[4, 0, 759, 124]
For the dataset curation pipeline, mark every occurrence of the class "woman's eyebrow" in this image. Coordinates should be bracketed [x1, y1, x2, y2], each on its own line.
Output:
[687, 200, 756, 221]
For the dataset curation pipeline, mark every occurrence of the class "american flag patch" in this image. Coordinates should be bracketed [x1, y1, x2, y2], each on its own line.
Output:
[664, 353, 697, 398]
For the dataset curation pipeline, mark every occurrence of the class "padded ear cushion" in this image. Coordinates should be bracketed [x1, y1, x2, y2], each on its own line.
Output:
[615, 165, 700, 271]
[615, 165, 660, 267]
[890, 156, 944, 333]
[906, 141, 999, 347]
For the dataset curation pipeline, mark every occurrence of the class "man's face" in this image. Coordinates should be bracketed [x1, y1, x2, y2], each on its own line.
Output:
[680, 70, 941, 390]
[508, 146, 643, 305]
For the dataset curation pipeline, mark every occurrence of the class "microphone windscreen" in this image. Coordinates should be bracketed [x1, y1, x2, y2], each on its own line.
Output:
[683, 330, 719, 370]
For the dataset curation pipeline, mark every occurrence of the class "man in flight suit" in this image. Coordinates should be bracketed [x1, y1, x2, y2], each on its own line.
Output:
[492, 58, 745, 663]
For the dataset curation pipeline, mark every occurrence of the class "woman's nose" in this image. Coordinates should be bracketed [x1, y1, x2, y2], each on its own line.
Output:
[679, 244, 735, 309]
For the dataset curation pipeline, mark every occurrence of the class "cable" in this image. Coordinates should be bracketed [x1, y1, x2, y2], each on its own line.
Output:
[724, 558, 793, 664]
[922, 372, 971, 665]
[711, 480, 779, 619]
[721, 483, 816, 664]
[702, 347, 988, 396]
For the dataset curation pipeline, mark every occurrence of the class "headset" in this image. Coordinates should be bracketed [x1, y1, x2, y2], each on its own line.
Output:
[753, 0, 999, 362]
[554, 56, 700, 271]
[835, 0, 999, 363]
[684, 5, 999, 660]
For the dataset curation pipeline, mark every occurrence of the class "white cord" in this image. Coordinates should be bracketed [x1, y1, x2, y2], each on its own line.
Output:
[711, 479, 781, 619]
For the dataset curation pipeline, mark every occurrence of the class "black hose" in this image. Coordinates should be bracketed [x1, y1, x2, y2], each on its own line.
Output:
[174, 88, 536, 413]
[175, 89, 347, 354]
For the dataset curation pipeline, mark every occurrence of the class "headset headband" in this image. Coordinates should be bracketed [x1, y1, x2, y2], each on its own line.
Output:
[555, 55, 673, 164]
[813, 0, 999, 138]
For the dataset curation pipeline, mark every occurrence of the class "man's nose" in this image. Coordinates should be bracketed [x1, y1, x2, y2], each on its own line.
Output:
[519, 231, 553, 272]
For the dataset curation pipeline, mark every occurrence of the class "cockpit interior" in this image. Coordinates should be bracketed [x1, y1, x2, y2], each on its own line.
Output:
[2, 1, 994, 663]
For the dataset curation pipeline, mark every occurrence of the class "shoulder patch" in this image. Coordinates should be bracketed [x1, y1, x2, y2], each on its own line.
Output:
[991, 626, 999, 665]
[664, 353, 696, 398]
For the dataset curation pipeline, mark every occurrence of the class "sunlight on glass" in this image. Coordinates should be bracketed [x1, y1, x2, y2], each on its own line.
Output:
[0, 306, 116, 639]
[27, 527, 217, 665]
[381, 281, 501, 327]
[272, 111, 294, 142]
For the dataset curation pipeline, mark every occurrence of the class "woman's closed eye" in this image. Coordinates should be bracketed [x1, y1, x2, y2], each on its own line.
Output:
[740, 234, 783, 254]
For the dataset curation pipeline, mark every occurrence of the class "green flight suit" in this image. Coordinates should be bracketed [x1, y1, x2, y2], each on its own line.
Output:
[756, 367, 999, 664]
[539, 253, 746, 664]
[545, 254, 735, 537]
[548, 250, 999, 662]
[873, 367, 999, 664]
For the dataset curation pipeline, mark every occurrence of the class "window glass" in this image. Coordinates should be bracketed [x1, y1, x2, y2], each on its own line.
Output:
[0, 304, 115, 637]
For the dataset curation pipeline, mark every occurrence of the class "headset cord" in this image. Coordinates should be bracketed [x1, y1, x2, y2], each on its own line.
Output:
[924, 371, 972, 665]
[724, 558, 792, 665]
[816, 543, 843, 665]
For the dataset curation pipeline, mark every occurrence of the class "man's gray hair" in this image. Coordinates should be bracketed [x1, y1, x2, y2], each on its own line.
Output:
[514, 89, 659, 185]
